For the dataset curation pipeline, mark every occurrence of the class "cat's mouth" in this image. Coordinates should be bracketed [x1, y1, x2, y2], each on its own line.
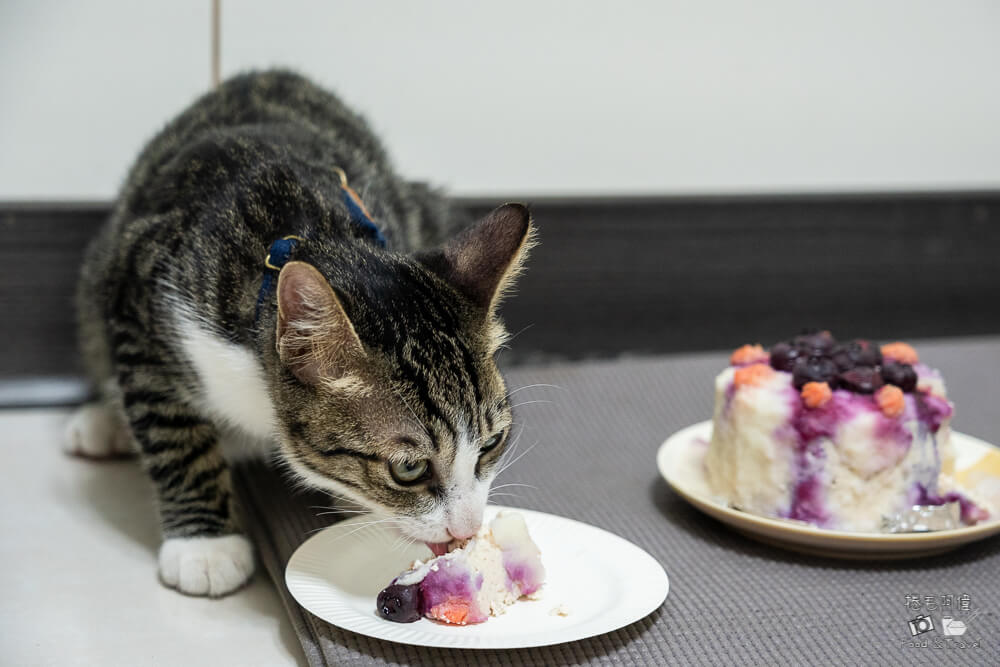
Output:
[426, 542, 450, 557]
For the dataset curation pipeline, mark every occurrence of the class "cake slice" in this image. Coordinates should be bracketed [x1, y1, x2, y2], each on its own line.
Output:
[376, 511, 545, 624]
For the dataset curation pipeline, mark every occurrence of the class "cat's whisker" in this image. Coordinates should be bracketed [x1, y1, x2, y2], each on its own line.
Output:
[390, 532, 420, 554]
[504, 323, 534, 346]
[314, 509, 371, 517]
[510, 399, 553, 410]
[497, 424, 527, 468]
[505, 421, 526, 450]
[309, 504, 368, 512]
[504, 383, 563, 400]
[320, 517, 407, 542]
[496, 440, 539, 478]
[322, 488, 366, 504]
[389, 532, 408, 552]
[309, 505, 370, 514]
[490, 482, 537, 491]
[305, 520, 393, 537]
[488, 491, 522, 499]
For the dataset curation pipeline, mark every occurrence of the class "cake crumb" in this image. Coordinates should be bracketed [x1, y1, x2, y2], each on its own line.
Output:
[549, 603, 571, 617]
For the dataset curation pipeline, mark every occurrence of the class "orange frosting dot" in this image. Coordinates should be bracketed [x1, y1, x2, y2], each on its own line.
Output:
[881, 342, 919, 365]
[730, 343, 769, 366]
[800, 381, 832, 408]
[733, 363, 775, 388]
[876, 385, 905, 418]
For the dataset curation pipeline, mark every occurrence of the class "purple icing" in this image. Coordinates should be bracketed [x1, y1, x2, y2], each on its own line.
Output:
[781, 387, 915, 525]
[911, 483, 990, 524]
[792, 388, 854, 442]
[418, 558, 487, 623]
[778, 377, 975, 526]
[913, 391, 953, 433]
[501, 555, 543, 596]
[786, 442, 829, 525]
[723, 381, 737, 417]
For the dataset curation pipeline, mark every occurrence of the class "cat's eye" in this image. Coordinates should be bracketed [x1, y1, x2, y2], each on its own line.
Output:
[389, 459, 431, 485]
[480, 430, 506, 455]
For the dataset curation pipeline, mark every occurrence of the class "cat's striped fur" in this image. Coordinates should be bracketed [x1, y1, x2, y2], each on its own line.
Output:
[69, 70, 534, 596]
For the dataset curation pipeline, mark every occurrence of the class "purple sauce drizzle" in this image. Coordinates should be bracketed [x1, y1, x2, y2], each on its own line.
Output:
[911, 483, 990, 524]
[913, 390, 953, 433]
[777, 375, 971, 527]
[723, 381, 737, 417]
[780, 387, 850, 525]
[782, 388, 915, 525]
[787, 444, 828, 524]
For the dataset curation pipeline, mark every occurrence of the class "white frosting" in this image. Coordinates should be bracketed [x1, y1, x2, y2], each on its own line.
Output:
[704, 367, 797, 517]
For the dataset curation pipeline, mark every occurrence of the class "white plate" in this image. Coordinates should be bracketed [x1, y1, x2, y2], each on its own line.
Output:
[658, 421, 1000, 559]
[285, 505, 669, 649]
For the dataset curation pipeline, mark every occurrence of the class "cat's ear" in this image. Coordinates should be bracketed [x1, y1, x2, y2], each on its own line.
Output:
[418, 203, 535, 317]
[276, 261, 365, 385]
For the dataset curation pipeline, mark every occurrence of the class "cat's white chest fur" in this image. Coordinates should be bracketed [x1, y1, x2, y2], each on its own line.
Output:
[176, 312, 278, 451]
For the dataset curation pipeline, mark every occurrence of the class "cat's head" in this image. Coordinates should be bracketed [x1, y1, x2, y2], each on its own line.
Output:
[271, 204, 534, 546]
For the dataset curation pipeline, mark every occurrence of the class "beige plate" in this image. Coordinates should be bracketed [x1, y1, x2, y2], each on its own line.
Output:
[657, 421, 1000, 560]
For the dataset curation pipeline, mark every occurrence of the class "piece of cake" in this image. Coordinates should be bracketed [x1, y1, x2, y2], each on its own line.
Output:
[704, 331, 988, 532]
[376, 511, 545, 624]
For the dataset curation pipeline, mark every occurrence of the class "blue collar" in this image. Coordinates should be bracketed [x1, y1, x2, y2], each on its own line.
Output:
[254, 171, 385, 322]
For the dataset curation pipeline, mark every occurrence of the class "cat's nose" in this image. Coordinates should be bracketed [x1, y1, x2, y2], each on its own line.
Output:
[447, 525, 478, 540]
[446, 512, 482, 540]
[446, 496, 484, 539]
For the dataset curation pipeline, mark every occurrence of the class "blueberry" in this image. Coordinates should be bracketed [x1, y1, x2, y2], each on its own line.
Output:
[849, 339, 882, 366]
[377, 583, 422, 623]
[769, 341, 800, 372]
[794, 330, 835, 355]
[882, 362, 917, 392]
[837, 366, 885, 394]
[831, 347, 855, 372]
[792, 355, 838, 389]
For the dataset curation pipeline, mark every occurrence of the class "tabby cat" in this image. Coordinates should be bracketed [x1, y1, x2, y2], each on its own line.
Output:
[66, 70, 535, 597]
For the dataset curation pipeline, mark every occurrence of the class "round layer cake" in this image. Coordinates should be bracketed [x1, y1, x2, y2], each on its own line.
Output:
[704, 331, 987, 532]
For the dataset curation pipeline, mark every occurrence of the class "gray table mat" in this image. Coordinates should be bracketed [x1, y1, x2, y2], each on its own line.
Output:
[233, 337, 1000, 666]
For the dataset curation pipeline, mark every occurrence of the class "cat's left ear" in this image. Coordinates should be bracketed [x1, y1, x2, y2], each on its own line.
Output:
[275, 261, 366, 385]
[418, 203, 536, 318]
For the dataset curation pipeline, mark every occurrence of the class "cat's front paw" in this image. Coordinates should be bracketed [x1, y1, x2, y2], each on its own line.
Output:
[64, 402, 134, 458]
[158, 534, 255, 597]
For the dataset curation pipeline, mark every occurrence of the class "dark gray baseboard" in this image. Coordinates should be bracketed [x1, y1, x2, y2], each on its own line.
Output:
[3, 192, 1000, 406]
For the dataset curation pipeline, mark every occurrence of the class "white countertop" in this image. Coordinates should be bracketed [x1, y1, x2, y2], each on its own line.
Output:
[0, 408, 305, 667]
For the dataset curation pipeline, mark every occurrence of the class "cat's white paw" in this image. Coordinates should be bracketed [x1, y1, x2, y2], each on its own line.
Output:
[158, 534, 255, 597]
[64, 402, 134, 458]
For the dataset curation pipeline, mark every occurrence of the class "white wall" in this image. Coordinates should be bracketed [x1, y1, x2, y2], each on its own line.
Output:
[2, 0, 999, 199]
